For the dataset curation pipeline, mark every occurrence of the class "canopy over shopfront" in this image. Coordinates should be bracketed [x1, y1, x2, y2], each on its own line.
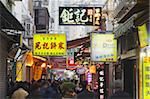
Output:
[0, 1, 25, 31]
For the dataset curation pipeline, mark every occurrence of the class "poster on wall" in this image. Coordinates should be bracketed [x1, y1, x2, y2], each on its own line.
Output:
[143, 57, 150, 99]
[59, 7, 101, 26]
[33, 34, 66, 56]
[91, 33, 117, 62]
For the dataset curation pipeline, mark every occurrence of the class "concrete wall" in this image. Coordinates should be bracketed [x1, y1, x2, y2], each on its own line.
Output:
[0, 31, 9, 98]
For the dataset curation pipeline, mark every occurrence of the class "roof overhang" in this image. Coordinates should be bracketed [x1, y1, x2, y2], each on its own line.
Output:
[67, 36, 90, 49]
[0, 1, 25, 31]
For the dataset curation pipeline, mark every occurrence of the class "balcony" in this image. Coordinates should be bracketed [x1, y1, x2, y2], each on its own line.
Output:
[114, 0, 149, 23]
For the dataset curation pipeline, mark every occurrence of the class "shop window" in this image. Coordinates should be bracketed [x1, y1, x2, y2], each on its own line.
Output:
[121, 35, 126, 54]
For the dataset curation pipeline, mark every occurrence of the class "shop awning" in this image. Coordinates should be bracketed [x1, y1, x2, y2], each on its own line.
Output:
[67, 36, 90, 49]
[0, 1, 25, 31]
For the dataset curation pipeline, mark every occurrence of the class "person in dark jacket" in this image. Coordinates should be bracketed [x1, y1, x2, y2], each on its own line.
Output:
[77, 81, 96, 99]
[26, 82, 43, 99]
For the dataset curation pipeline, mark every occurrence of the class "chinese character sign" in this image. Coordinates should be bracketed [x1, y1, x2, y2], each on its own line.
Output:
[91, 33, 117, 62]
[67, 49, 75, 67]
[98, 65, 106, 99]
[34, 66, 42, 81]
[143, 57, 150, 99]
[33, 34, 66, 56]
[59, 7, 101, 26]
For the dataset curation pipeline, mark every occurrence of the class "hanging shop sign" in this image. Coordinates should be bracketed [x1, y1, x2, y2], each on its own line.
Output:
[59, 7, 101, 26]
[76, 67, 86, 75]
[34, 66, 42, 81]
[98, 66, 106, 99]
[25, 51, 33, 66]
[33, 34, 66, 56]
[67, 49, 76, 67]
[91, 33, 117, 62]
[16, 61, 23, 81]
[86, 72, 92, 83]
[89, 65, 96, 74]
[143, 56, 150, 99]
[138, 23, 148, 48]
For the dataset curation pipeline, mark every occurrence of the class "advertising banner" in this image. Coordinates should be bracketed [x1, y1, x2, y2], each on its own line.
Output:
[143, 57, 150, 99]
[33, 34, 66, 56]
[34, 66, 42, 81]
[67, 49, 76, 68]
[59, 7, 101, 26]
[91, 33, 117, 62]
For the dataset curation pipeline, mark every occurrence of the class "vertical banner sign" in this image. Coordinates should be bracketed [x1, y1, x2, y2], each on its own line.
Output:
[138, 23, 148, 48]
[91, 33, 117, 62]
[143, 57, 150, 99]
[98, 65, 106, 99]
[67, 49, 75, 67]
[16, 61, 23, 81]
[34, 66, 42, 81]
[59, 7, 101, 26]
[33, 34, 66, 56]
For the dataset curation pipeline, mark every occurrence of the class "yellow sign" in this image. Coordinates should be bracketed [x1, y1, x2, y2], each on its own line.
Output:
[138, 24, 148, 48]
[34, 66, 42, 81]
[143, 57, 150, 99]
[16, 61, 23, 81]
[33, 34, 66, 56]
[91, 33, 117, 62]
[89, 65, 96, 74]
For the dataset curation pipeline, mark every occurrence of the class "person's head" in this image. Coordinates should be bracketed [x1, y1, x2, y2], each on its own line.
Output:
[42, 81, 49, 88]
[32, 82, 41, 91]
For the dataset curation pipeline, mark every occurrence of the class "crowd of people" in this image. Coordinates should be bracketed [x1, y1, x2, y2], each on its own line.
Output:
[7, 79, 98, 99]
[7, 79, 132, 99]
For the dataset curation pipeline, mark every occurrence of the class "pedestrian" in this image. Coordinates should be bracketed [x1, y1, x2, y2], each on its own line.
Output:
[77, 81, 96, 99]
[11, 82, 29, 99]
[26, 81, 43, 99]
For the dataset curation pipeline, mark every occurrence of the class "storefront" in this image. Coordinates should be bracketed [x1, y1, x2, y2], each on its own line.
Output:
[0, 1, 25, 98]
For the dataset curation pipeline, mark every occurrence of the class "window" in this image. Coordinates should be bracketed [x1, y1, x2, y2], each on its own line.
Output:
[27, 24, 30, 35]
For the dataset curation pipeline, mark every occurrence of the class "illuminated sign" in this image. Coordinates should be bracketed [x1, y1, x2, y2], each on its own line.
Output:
[143, 57, 150, 99]
[138, 23, 148, 48]
[98, 65, 106, 99]
[91, 33, 117, 62]
[86, 72, 92, 83]
[33, 34, 66, 56]
[34, 66, 42, 81]
[67, 49, 76, 68]
[59, 7, 101, 26]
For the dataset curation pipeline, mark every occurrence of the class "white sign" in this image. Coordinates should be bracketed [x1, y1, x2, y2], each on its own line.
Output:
[91, 33, 117, 62]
